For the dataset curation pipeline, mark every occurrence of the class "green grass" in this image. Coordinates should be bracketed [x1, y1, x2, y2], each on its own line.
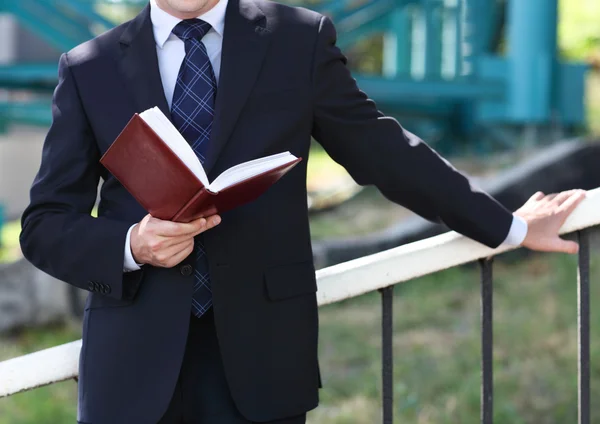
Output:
[309, 250, 600, 424]
[1, 248, 598, 423]
[588, 71, 600, 136]
[306, 143, 350, 192]
[309, 186, 411, 240]
[0, 220, 22, 264]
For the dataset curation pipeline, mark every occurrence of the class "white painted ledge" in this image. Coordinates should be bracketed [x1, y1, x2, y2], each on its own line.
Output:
[1, 188, 599, 397]
[0, 340, 81, 397]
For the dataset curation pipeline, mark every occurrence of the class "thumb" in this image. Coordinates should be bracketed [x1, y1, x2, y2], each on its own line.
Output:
[551, 238, 579, 255]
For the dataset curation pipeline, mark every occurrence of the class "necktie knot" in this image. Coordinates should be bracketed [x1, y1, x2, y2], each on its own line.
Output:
[172, 19, 212, 41]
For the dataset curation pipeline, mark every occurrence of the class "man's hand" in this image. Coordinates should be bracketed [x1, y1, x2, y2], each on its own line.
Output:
[130, 214, 221, 267]
[515, 189, 587, 254]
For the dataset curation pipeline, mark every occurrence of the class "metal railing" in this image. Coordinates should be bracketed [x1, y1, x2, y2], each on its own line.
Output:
[1, 187, 599, 423]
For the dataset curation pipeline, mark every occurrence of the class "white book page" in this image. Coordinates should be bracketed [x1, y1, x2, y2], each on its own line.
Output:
[208, 152, 297, 193]
[139, 107, 209, 187]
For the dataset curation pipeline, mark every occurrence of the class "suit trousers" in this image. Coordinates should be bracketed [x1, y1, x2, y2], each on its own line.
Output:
[158, 309, 307, 424]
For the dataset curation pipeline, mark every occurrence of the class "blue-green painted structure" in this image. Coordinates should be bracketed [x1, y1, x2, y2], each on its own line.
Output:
[0, 0, 589, 144]
[0, 0, 588, 234]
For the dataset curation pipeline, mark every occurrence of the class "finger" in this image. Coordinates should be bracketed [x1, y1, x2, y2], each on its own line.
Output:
[181, 215, 221, 238]
[153, 215, 221, 247]
[178, 216, 220, 235]
[154, 217, 207, 237]
[159, 231, 201, 247]
[530, 191, 545, 202]
[523, 192, 544, 206]
[149, 237, 190, 258]
[203, 215, 222, 231]
[551, 190, 577, 206]
[558, 190, 587, 215]
[162, 236, 195, 252]
[163, 241, 195, 268]
[172, 218, 210, 238]
[550, 238, 580, 255]
[189, 215, 221, 236]
[153, 239, 195, 267]
[542, 193, 558, 203]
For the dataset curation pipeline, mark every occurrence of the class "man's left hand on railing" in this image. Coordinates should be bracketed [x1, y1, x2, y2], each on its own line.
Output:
[515, 189, 587, 254]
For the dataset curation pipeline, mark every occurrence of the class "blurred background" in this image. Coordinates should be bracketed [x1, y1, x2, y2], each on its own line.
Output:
[1, 0, 600, 422]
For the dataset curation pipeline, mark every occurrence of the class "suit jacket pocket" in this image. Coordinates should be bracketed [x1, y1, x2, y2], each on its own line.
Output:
[264, 260, 317, 301]
[85, 292, 133, 310]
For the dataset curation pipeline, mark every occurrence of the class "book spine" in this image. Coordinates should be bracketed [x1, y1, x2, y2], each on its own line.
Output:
[171, 188, 218, 222]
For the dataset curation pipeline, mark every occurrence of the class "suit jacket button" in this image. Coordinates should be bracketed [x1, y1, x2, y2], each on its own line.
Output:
[104, 284, 112, 294]
[88, 281, 95, 291]
[180, 264, 193, 276]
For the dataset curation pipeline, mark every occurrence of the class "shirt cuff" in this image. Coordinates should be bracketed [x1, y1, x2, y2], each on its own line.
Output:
[503, 215, 528, 246]
[123, 224, 142, 272]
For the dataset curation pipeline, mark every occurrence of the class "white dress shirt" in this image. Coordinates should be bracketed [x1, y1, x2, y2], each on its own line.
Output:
[123, 0, 227, 271]
[123, 0, 527, 271]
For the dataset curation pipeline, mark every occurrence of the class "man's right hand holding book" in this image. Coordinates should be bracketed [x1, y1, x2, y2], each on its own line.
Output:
[129, 213, 221, 268]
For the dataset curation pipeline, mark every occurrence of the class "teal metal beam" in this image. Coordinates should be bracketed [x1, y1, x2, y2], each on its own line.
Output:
[5, 0, 94, 51]
[423, 0, 443, 79]
[58, 0, 144, 3]
[383, 5, 413, 78]
[373, 99, 456, 117]
[355, 75, 505, 102]
[284, 0, 412, 23]
[335, 0, 396, 34]
[302, 0, 353, 20]
[337, 14, 388, 51]
[461, 0, 479, 77]
[480, 0, 507, 53]
[0, 101, 53, 127]
[0, 64, 58, 89]
[507, 0, 557, 122]
[29, 0, 94, 41]
[449, 0, 463, 78]
[53, 0, 116, 30]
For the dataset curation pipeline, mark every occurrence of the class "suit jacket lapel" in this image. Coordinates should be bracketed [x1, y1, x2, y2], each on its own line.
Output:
[118, 5, 171, 118]
[203, 0, 272, 176]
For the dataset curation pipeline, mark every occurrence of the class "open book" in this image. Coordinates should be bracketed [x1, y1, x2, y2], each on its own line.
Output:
[100, 107, 302, 222]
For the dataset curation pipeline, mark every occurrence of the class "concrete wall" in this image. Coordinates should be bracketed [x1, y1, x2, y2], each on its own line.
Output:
[0, 126, 46, 220]
[0, 14, 62, 65]
[0, 259, 86, 332]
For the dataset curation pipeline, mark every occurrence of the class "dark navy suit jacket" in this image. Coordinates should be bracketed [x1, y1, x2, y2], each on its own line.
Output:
[20, 0, 513, 422]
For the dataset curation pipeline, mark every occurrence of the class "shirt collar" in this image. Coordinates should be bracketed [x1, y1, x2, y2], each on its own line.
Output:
[150, 0, 228, 49]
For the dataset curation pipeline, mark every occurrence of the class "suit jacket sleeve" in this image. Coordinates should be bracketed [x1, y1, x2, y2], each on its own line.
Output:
[19, 53, 143, 301]
[310, 16, 513, 248]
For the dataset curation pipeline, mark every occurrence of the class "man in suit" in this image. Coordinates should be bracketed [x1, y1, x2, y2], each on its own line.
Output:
[20, 0, 586, 423]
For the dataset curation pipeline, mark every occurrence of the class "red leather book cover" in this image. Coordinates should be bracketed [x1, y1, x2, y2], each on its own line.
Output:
[100, 113, 302, 222]
[172, 158, 302, 222]
[100, 114, 203, 220]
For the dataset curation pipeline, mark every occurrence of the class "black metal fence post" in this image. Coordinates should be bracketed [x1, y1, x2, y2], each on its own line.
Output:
[380, 286, 394, 424]
[480, 258, 494, 424]
[578, 230, 590, 424]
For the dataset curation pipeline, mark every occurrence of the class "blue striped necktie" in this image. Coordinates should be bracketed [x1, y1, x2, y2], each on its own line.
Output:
[170, 19, 217, 318]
